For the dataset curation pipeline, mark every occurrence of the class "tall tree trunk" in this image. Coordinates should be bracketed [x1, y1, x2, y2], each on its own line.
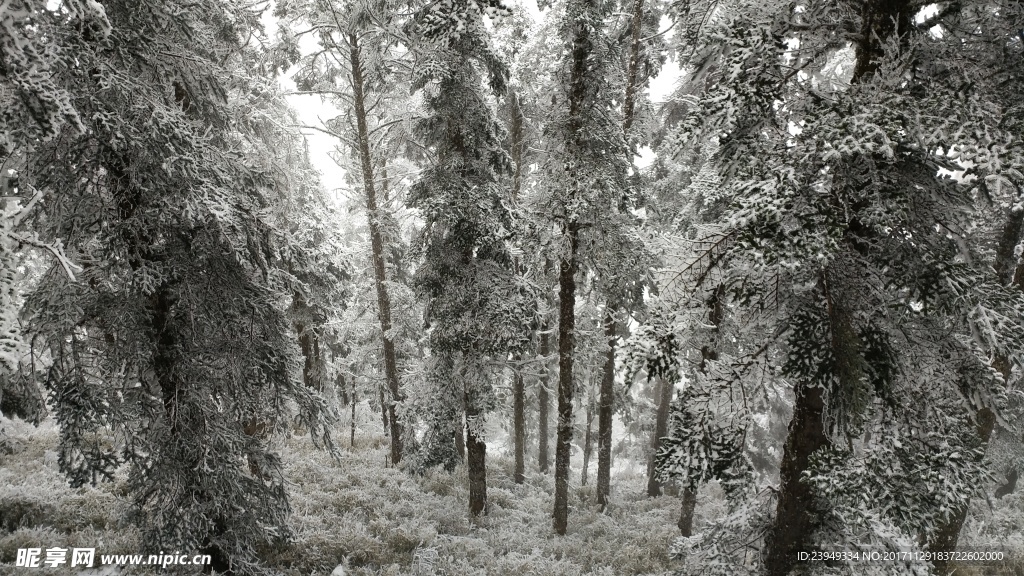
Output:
[596, 312, 615, 508]
[349, 33, 402, 465]
[553, 228, 579, 535]
[350, 376, 356, 449]
[581, 394, 594, 486]
[678, 286, 725, 533]
[929, 207, 1023, 574]
[513, 359, 526, 484]
[538, 323, 551, 473]
[595, 0, 643, 509]
[647, 376, 673, 497]
[509, 90, 527, 485]
[552, 0, 597, 533]
[465, 390, 488, 516]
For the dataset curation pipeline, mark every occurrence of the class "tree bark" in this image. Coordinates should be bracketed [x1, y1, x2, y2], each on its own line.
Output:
[553, 228, 579, 535]
[581, 394, 594, 486]
[763, 4, 911, 572]
[465, 392, 488, 516]
[538, 323, 551, 473]
[647, 376, 673, 497]
[621, 0, 644, 136]
[350, 376, 356, 449]
[454, 412, 466, 461]
[596, 312, 615, 507]
[511, 92, 527, 485]
[349, 33, 403, 465]
[513, 359, 526, 484]
[552, 0, 595, 533]
[764, 379, 831, 576]
[678, 486, 697, 536]
[296, 322, 323, 393]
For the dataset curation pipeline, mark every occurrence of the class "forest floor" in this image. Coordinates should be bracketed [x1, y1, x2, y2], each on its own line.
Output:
[2, 412, 1021, 576]
[0, 414, 689, 576]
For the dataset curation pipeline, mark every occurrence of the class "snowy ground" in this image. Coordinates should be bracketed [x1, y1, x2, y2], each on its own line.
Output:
[0, 412, 690, 575]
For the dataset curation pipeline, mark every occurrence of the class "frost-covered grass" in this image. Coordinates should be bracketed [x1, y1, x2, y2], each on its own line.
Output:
[0, 417, 141, 574]
[0, 415, 681, 575]
[4, 413, 1024, 576]
[268, 430, 680, 576]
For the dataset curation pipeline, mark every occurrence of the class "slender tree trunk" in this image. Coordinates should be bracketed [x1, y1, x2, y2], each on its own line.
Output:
[538, 323, 551, 473]
[350, 377, 356, 449]
[508, 90, 527, 484]
[513, 359, 526, 484]
[349, 33, 402, 465]
[596, 312, 615, 508]
[553, 227, 579, 535]
[647, 376, 674, 497]
[594, 0, 643, 509]
[581, 394, 594, 486]
[378, 385, 389, 433]
[465, 390, 488, 516]
[676, 286, 724, 531]
[552, 0, 597, 533]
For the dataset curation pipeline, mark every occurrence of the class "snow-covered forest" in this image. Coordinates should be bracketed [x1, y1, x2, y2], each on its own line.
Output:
[1, 0, 1023, 574]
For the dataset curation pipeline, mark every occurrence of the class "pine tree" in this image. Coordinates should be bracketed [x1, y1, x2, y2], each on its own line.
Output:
[543, 0, 642, 533]
[405, 0, 535, 516]
[17, 2, 337, 571]
[276, 0, 416, 465]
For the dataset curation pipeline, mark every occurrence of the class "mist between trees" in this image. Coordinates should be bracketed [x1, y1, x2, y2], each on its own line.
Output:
[1, 0, 1023, 575]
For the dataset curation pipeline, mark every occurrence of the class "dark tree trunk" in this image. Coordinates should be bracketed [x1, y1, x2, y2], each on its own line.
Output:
[350, 376, 356, 449]
[677, 286, 724, 529]
[764, 380, 831, 576]
[349, 32, 403, 465]
[538, 323, 551, 473]
[378, 385, 389, 433]
[647, 376, 673, 497]
[465, 392, 488, 516]
[295, 320, 323, 393]
[596, 312, 615, 508]
[552, 228, 579, 535]
[513, 359, 526, 484]
[678, 486, 697, 536]
[581, 394, 594, 486]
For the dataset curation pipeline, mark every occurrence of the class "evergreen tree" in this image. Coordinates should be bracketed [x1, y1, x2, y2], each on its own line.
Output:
[405, 0, 536, 515]
[654, 1, 1024, 574]
[17, 2, 337, 571]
